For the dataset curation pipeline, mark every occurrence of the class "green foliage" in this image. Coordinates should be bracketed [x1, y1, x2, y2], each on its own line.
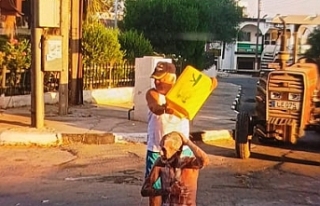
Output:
[0, 37, 31, 94]
[84, 0, 109, 22]
[82, 22, 124, 65]
[204, 0, 243, 42]
[2, 39, 31, 71]
[118, 30, 153, 63]
[0, 35, 9, 49]
[305, 26, 320, 60]
[123, 0, 242, 69]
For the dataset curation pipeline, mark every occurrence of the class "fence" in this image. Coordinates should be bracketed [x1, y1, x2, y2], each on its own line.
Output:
[83, 63, 135, 89]
[0, 63, 135, 96]
[0, 68, 32, 96]
[0, 60, 187, 97]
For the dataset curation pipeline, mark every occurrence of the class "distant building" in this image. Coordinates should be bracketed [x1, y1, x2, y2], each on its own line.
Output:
[0, 0, 28, 38]
[216, 15, 320, 72]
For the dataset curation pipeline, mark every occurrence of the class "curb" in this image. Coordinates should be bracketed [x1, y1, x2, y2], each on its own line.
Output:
[62, 133, 115, 144]
[114, 133, 147, 144]
[196, 130, 233, 142]
[231, 86, 242, 112]
[0, 130, 63, 146]
[0, 129, 232, 146]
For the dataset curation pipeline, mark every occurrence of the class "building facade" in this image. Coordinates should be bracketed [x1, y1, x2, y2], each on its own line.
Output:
[219, 15, 319, 72]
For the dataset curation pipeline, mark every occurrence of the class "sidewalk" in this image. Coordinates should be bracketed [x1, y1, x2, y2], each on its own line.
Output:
[0, 81, 240, 146]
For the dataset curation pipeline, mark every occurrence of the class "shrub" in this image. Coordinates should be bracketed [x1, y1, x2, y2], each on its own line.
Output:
[0, 38, 31, 94]
[305, 26, 320, 60]
[0, 35, 9, 50]
[82, 21, 124, 65]
[119, 30, 153, 63]
[3, 38, 31, 71]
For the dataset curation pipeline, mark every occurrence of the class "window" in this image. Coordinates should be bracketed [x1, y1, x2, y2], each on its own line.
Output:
[238, 32, 251, 41]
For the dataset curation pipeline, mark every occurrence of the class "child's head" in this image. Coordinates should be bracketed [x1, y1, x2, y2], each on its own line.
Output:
[159, 131, 183, 163]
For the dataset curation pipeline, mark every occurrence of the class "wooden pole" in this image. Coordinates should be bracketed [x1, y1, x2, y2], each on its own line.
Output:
[78, 0, 84, 104]
[254, 0, 261, 71]
[30, 0, 44, 128]
[59, 0, 69, 115]
[70, 0, 82, 105]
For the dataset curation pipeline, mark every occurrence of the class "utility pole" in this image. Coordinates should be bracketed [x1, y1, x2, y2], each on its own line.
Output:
[78, 1, 84, 104]
[254, 0, 261, 71]
[114, 0, 118, 28]
[70, 0, 83, 105]
[59, 0, 69, 115]
[30, 0, 44, 128]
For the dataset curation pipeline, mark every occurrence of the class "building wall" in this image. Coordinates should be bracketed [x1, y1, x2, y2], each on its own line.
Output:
[222, 44, 236, 71]
[222, 20, 268, 71]
[222, 19, 318, 71]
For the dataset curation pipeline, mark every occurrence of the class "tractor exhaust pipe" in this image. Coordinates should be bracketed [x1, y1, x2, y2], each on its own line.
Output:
[278, 17, 290, 70]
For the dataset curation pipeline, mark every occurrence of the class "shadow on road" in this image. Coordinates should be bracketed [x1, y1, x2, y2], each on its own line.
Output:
[194, 136, 320, 167]
[0, 119, 30, 127]
[249, 152, 320, 166]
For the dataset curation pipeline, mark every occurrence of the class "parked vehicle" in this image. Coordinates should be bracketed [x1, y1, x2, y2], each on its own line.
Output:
[232, 16, 320, 159]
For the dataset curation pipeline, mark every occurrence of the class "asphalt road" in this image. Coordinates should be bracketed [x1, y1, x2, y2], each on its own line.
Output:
[217, 73, 258, 114]
[0, 74, 320, 206]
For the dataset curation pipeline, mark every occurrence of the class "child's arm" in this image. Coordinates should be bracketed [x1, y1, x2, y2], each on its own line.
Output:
[146, 89, 174, 115]
[141, 159, 167, 197]
[180, 133, 209, 168]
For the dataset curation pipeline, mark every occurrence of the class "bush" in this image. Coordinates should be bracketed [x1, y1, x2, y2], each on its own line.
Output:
[0, 35, 9, 50]
[3, 38, 31, 71]
[305, 26, 320, 60]
[0, 37, 31, 95]
[119, 30, 153, 63]
[82, 21, 124, 65]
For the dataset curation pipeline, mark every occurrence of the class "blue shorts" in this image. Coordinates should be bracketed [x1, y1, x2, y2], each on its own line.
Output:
[145, 148, 193, 189]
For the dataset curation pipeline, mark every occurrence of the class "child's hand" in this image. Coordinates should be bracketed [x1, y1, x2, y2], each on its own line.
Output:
[170, 182, 189, 195]
[165, 107, 174, 114]
[211, 77, 218, 90]
[163, 104, 174, 114]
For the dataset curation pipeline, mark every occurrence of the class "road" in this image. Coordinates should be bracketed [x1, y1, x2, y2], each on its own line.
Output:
[0, 74, 320, 206]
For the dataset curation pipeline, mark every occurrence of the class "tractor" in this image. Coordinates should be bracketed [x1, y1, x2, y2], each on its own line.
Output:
[233, 16, 320, 159]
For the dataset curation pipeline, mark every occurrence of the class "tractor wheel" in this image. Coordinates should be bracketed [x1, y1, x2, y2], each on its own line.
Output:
[235, 112, 251, 159]
[315, 126, 320, 133]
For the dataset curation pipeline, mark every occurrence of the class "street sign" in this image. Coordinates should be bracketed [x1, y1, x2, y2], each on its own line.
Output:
[41, 35, 63, 71]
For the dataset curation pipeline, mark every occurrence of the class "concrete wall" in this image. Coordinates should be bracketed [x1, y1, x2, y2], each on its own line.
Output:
[133, 56, 172, 122]
[222, 44, 236, 70]
[83, 87, 134, 105]
[0, 87, 134, 109]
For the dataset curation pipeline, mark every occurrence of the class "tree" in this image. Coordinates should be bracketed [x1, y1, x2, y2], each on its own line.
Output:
[305, 26, 320, 60]
[84, 0, 110, 22]
[84, 0, 125, 24]
[123, 0, 242, 69]
[119, 30, 153, 63]
[82, 22, 124, 65]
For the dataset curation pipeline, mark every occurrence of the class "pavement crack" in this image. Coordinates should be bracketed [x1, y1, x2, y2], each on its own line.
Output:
[109, 120, 128, 132]
[59, 146, 78, 156]
[87, 119, 102, 133]
[126, 151, 142, 159]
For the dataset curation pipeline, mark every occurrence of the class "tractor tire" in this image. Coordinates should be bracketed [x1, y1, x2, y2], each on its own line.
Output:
[315, 126, 320, 133]
[235, 112, 251, 159]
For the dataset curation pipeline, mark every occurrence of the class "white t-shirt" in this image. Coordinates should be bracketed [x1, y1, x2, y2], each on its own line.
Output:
[147, 93, 190, 152]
